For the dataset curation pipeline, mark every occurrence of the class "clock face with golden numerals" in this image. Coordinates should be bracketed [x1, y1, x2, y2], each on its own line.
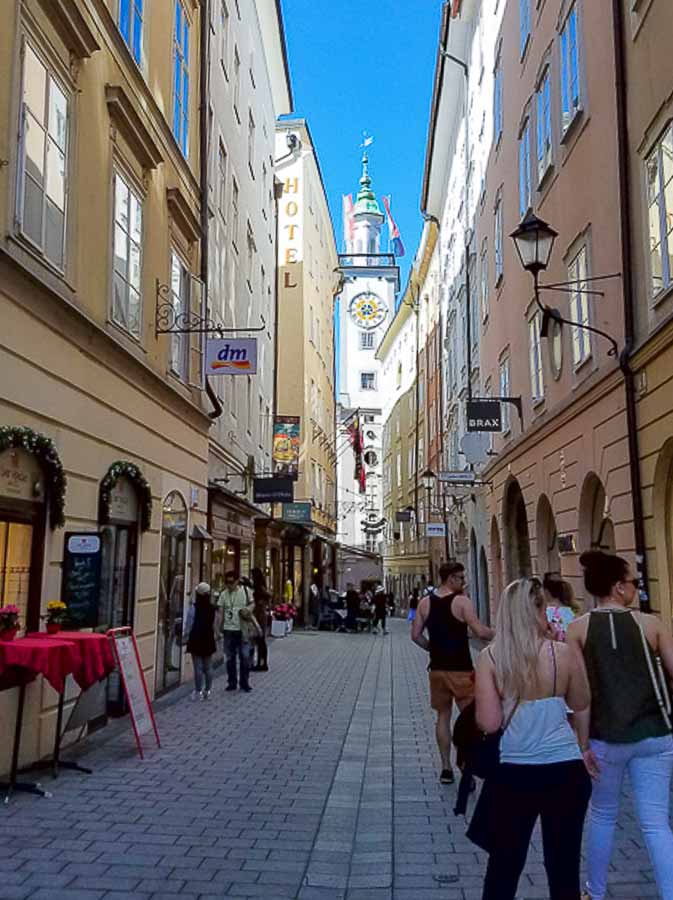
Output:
[349, 292, 388, 330]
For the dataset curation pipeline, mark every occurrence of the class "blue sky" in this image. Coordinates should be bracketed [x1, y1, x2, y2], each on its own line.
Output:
[280, 0, 441, 291]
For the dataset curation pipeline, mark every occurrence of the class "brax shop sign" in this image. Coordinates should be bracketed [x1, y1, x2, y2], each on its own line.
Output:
[205, 338, 257, 375]
[466, 399, 502, 433]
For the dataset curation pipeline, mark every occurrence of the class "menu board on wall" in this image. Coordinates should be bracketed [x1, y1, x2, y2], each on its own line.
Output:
[61, 533, 102, 628]
[107, 627, 160, 758]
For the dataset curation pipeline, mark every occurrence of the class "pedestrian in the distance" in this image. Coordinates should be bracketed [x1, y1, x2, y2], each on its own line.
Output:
[251, 567, 270, 672]
[408, 587, 420, 623]
[544, 572, 582, 641]
[471, 577, 591, 900]
[216, 570, 254, 692]
[185, 582, 217, 701]
[345, 583, 360, 632]
[373, 586, 388, 634]
[568, 551, 673, 900]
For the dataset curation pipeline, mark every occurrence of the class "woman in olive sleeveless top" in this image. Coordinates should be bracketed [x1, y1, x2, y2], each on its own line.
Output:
[568, 551, 673, 900]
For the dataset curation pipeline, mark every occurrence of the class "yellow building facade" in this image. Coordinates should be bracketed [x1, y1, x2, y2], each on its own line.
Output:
[0, 0, 209, 771]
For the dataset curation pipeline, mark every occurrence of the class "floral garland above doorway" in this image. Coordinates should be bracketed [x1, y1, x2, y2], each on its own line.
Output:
[98, 461, 152, 532]
[0, 425, 67, 528]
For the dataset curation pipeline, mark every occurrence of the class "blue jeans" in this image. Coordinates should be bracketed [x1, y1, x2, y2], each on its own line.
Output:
[222, 630, 251, 689]
[586, 734, 673, 899]
[192, 654, 213, 693]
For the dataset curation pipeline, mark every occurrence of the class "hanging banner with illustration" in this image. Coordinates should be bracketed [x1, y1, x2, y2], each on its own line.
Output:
[272, 416, 300, 481]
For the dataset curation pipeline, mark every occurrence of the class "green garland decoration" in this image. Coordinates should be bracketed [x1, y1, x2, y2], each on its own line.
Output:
[0, 426, 67, 528]
[98, 461, 152, 532]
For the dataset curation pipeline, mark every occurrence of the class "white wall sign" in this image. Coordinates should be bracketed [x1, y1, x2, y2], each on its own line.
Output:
[205, 338, 258, 376]
[67, 534, 101, 554]
[108, 628, 160, 757]
[426, 523, 447, 538]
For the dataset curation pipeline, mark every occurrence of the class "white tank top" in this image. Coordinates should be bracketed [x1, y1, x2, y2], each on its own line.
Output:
[500, 696, 582, 765]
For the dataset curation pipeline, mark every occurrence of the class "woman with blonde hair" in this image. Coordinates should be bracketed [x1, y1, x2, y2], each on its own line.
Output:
[472, 577, 591, 900]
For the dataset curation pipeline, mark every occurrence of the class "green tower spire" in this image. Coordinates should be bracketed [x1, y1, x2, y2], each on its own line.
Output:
[353, 152, 383, 218]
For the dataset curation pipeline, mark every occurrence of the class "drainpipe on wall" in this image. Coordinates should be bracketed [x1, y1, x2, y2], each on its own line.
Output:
[612, 0, 650, 613]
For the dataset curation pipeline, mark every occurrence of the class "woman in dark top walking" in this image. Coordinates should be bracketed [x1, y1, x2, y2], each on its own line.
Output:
[251, 567, 270, 671]
[568, 551, 673, 900]
[186, 582, 217, 700]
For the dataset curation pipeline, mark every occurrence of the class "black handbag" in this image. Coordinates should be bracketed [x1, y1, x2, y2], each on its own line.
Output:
[453, 697, 521, 780]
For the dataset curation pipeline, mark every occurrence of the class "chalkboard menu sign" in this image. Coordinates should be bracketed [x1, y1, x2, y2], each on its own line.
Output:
[61, 533, 102, 628]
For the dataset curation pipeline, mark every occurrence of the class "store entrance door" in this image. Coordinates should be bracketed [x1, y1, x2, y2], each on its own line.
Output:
[156, 492, 187, 695]
[99, 524, 138, 715]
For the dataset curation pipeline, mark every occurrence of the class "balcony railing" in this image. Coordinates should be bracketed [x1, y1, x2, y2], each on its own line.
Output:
[338, 253, 397, 269]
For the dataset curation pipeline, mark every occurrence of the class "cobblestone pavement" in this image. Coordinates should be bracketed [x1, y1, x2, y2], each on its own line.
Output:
[0, 621, 664, 899]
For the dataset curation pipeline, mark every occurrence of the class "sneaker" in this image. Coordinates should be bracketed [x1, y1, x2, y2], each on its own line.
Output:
[240, 685, 252, 693]
[259, 664, 269, 672]
[190, 690, 200, 701]
[440, 768, 455, 785]
[202, 690, 211, 701]
[225, 684, 237, 692]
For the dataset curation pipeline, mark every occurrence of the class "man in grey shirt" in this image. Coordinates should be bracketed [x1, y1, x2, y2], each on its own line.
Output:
[216, 571, 254, 692]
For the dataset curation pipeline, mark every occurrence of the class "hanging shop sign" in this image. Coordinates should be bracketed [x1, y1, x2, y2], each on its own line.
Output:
[558, 534, 577, 555]
[395, 510, 412, 523]
[426, 523, 447, 538]
[282, 502, 312, 524]
[438, 471, 476, 485]
[61, 532, 103, 628]
[253, 477, 294, 504]
[205, 337, 258, 375]
[272, 416, 301, 481]
[466, 399, 502, 433]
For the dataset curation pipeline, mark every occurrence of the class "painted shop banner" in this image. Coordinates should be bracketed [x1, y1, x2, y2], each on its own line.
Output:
[272, 416, 300, 481]
[205, 338, 257, 375]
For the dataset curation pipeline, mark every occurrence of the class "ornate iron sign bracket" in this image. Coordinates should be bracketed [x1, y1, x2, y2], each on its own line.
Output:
[155, 279, 266, 336]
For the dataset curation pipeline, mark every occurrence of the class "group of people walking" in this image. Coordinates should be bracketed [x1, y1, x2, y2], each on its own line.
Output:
[412, 554, 673, 900]
[184, 567, 270, 699]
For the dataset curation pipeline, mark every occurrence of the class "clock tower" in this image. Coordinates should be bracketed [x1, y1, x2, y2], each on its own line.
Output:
[336, 153, 400, 557]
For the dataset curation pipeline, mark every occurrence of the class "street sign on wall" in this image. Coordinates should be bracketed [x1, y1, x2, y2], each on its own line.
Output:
[282, 502, 312, 524]
[426, 523, 447, 538]
[205, 338, 258, 375]
[466, 399, 502, 432]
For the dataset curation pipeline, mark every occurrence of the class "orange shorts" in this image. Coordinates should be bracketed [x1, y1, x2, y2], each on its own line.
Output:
[429, 670, 475, 712]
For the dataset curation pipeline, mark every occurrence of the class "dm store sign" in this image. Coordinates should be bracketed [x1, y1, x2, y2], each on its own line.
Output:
[205, 338, 257, 375]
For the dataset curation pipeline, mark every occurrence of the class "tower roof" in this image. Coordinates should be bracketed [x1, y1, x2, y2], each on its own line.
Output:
[353, 153, 383, 218]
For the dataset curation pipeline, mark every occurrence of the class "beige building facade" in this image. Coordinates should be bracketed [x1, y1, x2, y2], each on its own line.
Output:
[0, 0, 210, 772]
[275, 118, 338, 612]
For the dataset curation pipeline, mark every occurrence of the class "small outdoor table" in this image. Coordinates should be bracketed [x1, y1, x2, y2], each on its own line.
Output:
[0, 636, 79, 803]
[24, 632, 116, 778]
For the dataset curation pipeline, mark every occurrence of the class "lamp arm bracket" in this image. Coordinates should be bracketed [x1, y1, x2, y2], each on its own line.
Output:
[546, 308, 619, 358]
[539, 285, 605, 297]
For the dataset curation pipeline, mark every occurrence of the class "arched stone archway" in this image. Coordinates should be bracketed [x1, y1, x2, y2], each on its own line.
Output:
[536, 494, 560, 576]
[652, 437, 673, 625]
[456, 521, 468, 567]
[503, 478, 532, 582]
[469, 528, 480, 615]
[479, 546, 491, 625]
[490, 516, 503, 610]
[579, 473, 615, 553]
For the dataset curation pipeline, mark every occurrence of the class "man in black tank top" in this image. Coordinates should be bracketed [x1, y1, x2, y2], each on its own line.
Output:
[412, 561, 495, 784]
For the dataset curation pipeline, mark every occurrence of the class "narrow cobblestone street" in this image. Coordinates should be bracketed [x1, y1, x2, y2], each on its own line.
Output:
[0, 622, 663, 900]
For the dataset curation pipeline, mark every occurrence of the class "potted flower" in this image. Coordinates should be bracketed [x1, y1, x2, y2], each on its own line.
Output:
[271, 603, 295, 637]
[45, 600, 67, 634]
[0, 604, 20, 642]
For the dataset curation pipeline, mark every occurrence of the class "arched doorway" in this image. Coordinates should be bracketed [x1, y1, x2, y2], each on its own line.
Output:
[456, 522, 468, 568]
[479, 546, 491, 625]
[503, 478, 532, 582]
[579, 473, 615, 553]
[536, 494, 560, 576]
[156, 491, 188, 695]
[469, 528, 480, 615]
[490, 517, 503, 608]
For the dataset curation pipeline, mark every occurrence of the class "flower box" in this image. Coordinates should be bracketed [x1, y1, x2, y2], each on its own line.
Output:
[271, 618, 287, 638]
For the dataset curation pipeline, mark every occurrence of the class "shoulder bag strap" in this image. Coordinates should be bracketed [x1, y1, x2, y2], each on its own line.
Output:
[488, 647, 521, 733]
[632, 612, 672, 731]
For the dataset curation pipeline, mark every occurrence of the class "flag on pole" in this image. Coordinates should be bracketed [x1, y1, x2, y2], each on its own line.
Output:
[342, 194, 354, 250]
[382, 195, 405, 258]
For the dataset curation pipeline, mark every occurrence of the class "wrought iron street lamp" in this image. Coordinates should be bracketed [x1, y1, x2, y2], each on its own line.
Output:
[511, 212, 558, 276]
[421, 467, 437, 493]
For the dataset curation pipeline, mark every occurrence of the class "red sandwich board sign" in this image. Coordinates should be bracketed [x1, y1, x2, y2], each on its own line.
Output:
[107, 627, 160, 758]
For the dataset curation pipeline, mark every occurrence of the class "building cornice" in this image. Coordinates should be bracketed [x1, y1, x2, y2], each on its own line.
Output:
[106, 85, 164, 170]
[37, 0, 100, 58]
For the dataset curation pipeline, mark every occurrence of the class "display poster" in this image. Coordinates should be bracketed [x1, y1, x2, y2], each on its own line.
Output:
[61, 533, 102, 628]
[272, 416, 300, 480]
[107, 628, 161, 758]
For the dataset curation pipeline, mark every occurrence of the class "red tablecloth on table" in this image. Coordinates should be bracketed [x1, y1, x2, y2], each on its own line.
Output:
[27, 632, 116, 691]
[0, 637, 80, 693]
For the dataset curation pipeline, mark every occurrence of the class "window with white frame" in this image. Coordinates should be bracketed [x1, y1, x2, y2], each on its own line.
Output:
[519, 117, 532, 216]
[519, 0, 531, 56]
[560, 4, 581, 133]
[220, 1, 229, 75]
[568, 245, 591, 365]
[408, 444, 415, 479]
[537, 68, 552, 180]
[469, 251, 479, 352]
[247, 109, 255, 176]
[359, 331, 375, 350]
[529, 312, 544, 401]
[233, 46, 241, 119]
[646, 124, 673, 298]
[499, 357, 511, 431]
[118, 0, 143, 64]
[112, 172, 142, 338]
[19, 43, 69, 269]
[170, 251, 190, 379]
[494, 192, 504, 282]
[360, 372, 376, 391]
[218, 141, 227, 218]
[231, 176, 239, 250]
[172, 0, 189, 156]
[494, 52, 503, 144]
[480, 240, 489, 320]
